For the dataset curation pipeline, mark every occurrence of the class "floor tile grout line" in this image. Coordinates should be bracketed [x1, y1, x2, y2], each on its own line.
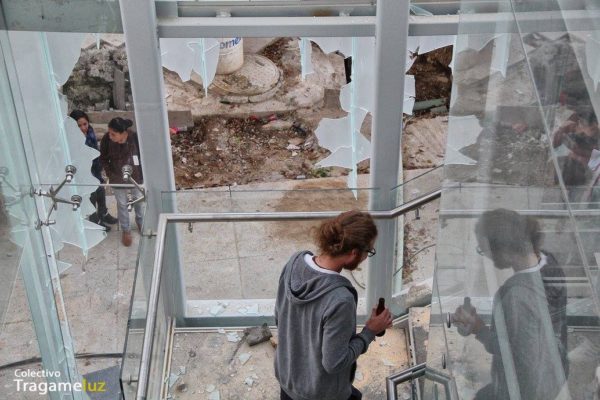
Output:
[231, 221, 245, 299]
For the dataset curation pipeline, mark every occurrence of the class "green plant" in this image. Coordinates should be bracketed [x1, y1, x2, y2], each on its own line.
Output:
[311, 167, 330, 178]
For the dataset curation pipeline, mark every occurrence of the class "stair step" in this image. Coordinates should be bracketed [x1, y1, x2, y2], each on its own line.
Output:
[408, 307, 430, 367]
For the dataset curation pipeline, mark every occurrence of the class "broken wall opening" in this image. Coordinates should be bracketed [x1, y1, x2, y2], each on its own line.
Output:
[62, 35, 453, 190]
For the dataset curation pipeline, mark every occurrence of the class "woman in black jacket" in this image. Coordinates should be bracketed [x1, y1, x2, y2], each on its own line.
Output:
[99, 117, 144, 247]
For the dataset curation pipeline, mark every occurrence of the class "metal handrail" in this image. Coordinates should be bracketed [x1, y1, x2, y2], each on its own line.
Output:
[37, 183, 142, 188]
[161, 189, 442, 223]
[386, 362, 456, 400]
[441, 208, 600, 218]
[135, 188, 442, 399]
[133, 183, 600, 399]
[390, 165, 443, 191]
[386, 363, 427, 398]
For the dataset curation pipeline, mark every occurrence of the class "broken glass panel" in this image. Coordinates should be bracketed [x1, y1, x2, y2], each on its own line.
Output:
[339, 37, 376, 113]
[407, 36, 456, 57]
[160, 38, 220, 95]
[409, 4, 433, 16]
[160, 38, 196, 82]
[45, 32, 87, 86]
[317, 145, 371, 170]
[303, 37, 373, 194]
[8, 31, 106, 258]
[0, 30, 86, 400]
[444, 115, 480, 165]
[307, 37, 353, 58]
[314, 109, 368, 153]
[587, 32, 600, 91]
[302, 35, 455, 191]
[404, 75, 416, 116]
[300, 38, 314, 79]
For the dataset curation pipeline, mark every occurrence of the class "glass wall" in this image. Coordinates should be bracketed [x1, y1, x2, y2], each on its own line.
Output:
[1, 18, 138, 400]
[0, 30, 84, 399]
[427, 1, 600, 399]
[120, 221, 173, 400]
[162, 188, 380, 320]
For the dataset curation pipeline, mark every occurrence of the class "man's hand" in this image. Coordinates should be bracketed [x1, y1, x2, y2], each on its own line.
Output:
[553, 120, 576, 148]
[452, 304, 484, 336]
[365, 307, 393, 335]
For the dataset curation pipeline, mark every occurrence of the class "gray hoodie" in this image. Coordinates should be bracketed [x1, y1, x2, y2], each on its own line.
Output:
[274, 251, 376, 400]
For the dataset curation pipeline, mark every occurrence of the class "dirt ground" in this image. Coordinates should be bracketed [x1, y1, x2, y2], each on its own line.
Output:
[407, 46, 453, 107]
[171, 113, 333, 189]
[172, 42, 453, 189]
[270, 178, 370, 242]
[448, 119, 554, 186]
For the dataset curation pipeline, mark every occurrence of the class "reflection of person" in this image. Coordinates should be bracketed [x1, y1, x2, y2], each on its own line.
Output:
[69, 110, 118, 231]
[584, 154, 600, 205]
[552, 110, 599, 200]
[453, 209, 569, 400]
[99, 117, 144, 247]
[274, 211, 392, 400]
[580, 112, 600, 204]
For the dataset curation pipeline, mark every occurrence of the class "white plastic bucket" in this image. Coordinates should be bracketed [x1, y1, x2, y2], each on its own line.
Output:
[217, 37, 244, 74]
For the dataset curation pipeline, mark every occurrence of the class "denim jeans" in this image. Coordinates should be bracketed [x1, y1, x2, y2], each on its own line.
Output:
[113, 188, 144, 232]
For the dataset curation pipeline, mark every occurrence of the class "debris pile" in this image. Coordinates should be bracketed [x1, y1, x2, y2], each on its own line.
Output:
[244, 324, 273, 346]
[170, 115, 332, 188]
[407, 46, 453, 110]
[63, 37, 131, 111]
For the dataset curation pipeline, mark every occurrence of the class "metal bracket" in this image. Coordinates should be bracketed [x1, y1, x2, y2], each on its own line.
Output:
[122, 165, 146, 212]
[35, 219, 56, 229]
[32, 165, 83, 229]
[125, 374, 139, 385]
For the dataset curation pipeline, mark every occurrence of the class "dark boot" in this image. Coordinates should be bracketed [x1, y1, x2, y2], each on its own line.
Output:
[99, 220, 112, 232]
[89, 212, 100, 224]
[102, 213, 118, 225]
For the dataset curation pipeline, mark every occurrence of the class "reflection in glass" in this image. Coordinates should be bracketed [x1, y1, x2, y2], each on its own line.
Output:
[452, 210, 568, 400]
[427, 2, 600, 399]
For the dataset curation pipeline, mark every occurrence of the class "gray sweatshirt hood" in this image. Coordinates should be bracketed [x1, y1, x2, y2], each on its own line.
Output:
[283, 251, 357, 305]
